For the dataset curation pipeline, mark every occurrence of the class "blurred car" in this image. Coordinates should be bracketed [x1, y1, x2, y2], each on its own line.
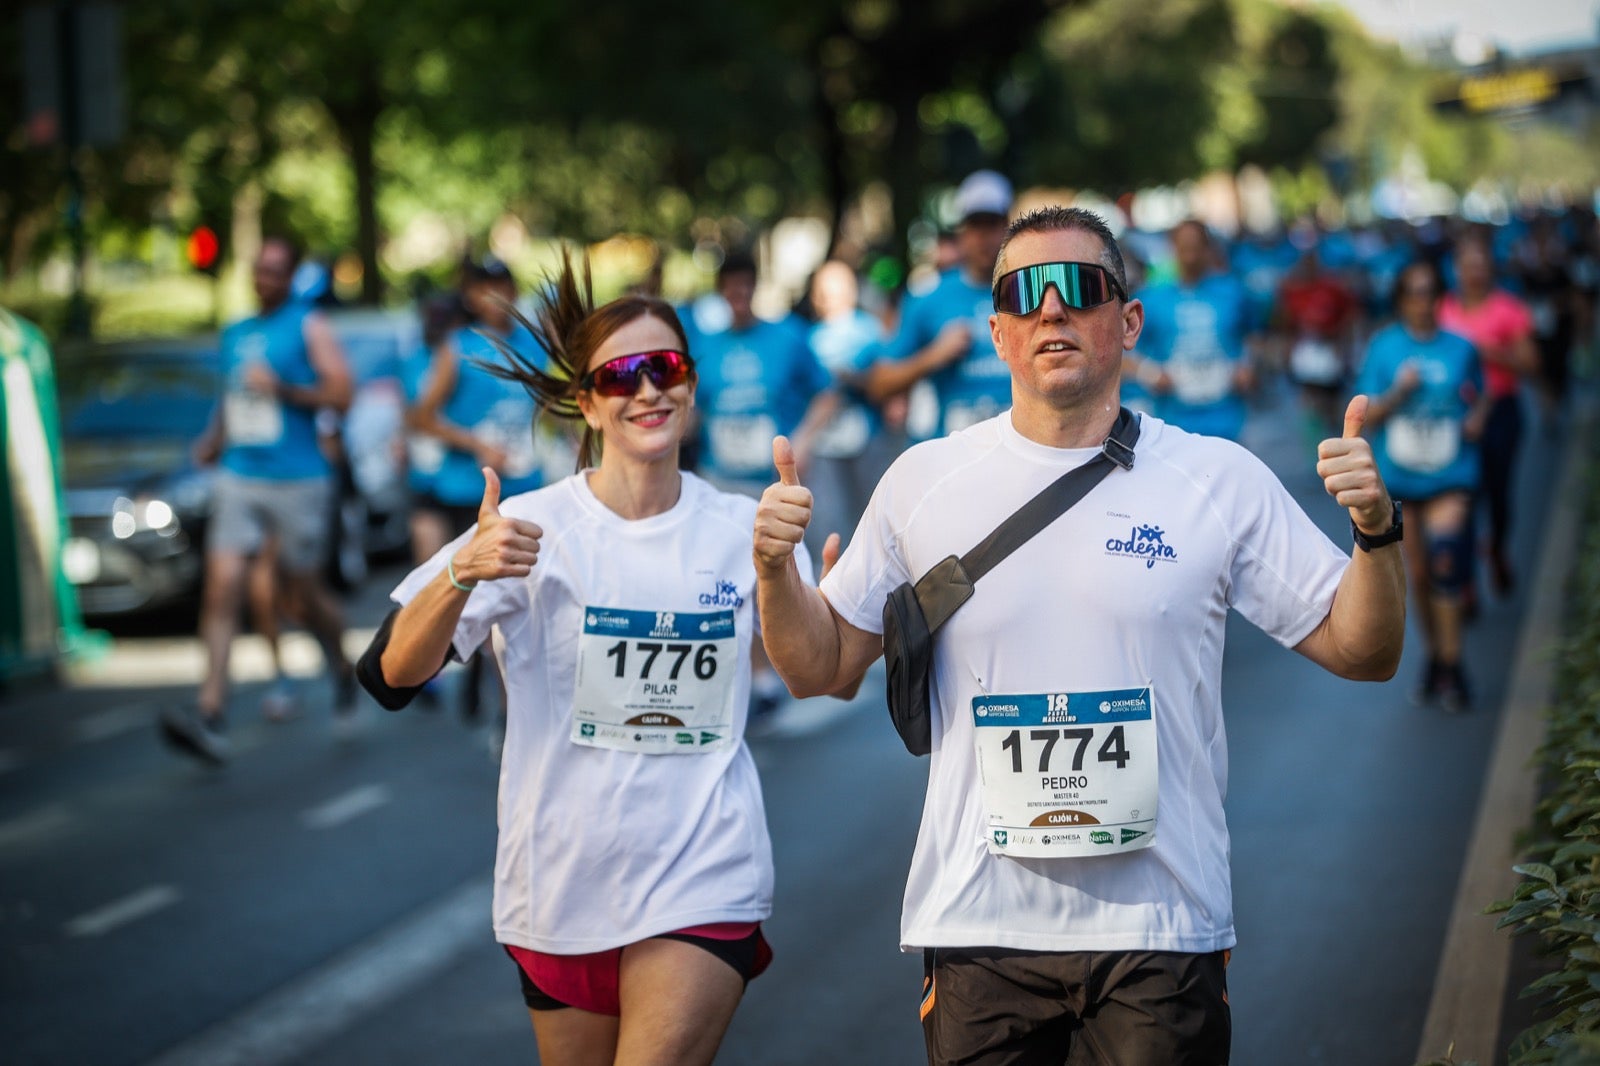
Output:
[57, 312, 419, 618]
[57, 339, 220, 618]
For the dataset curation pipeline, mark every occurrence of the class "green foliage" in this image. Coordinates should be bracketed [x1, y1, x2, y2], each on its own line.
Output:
[1021, 0, 1238, 191]
[1488, 431, 1600, 1063]
[4, 0, 1597, 318]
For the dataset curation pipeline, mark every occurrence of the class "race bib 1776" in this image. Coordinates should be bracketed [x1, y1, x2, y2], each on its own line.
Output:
[972, 686, 1158, 858]
[571, 606, 738, 755]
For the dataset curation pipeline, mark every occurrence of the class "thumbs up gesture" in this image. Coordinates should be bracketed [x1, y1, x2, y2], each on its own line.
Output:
[448, 468, 544, 587]
[1315, 395, 1394, 536]
[754, 436, 818, 575]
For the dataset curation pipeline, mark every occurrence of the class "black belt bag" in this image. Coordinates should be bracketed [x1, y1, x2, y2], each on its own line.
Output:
[881, 409, 1140, 756]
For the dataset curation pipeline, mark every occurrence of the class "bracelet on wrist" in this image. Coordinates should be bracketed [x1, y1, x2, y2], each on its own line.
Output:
[447, 557, 477, 592]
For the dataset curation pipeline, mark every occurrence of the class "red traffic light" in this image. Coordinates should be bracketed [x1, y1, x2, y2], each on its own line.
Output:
[186, 226, 220, 272]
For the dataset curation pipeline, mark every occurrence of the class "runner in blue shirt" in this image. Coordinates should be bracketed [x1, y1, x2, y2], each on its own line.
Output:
[867, 170, 1014, 440]
[160, 236, 357, 764]
[409, 257, 546, 741]
[1354, 260, 1490, 712]
[411, 258, 545, 527]
[1124, 220, 1255, 441]
[1230, 228, 1300, 336]
[690, 250, 839, 720]
[691, 251, 837, 498]
[805, 260, 887, 556]
[402, 293, 465, 566]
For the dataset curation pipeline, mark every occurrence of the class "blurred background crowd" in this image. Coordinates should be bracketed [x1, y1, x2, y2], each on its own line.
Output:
[2, 0, 1598, 671]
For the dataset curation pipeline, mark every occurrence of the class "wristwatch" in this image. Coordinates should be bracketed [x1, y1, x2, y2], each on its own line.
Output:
[1351, 501, 1403, 552]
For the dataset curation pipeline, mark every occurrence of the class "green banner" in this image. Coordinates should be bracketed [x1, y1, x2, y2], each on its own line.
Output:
[0, 307, 100, 683]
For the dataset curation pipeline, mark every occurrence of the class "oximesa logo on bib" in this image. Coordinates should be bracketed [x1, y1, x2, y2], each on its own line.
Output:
[1106, 523, 1178, 569]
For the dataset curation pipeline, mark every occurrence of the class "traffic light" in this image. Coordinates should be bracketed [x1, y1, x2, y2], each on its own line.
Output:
[186, 225, 220, 276]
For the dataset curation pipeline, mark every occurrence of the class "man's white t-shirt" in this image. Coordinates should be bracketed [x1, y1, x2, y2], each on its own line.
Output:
[820, 412, 1349, 954]
[392, 471, 808, 954]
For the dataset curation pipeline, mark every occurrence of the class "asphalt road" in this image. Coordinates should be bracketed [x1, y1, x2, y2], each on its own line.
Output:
[0, 386, 1565, 1066]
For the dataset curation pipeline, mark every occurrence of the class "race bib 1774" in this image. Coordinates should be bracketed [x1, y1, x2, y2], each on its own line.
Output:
[972, 686, 1158, 858]
[571, 607, 738, 755]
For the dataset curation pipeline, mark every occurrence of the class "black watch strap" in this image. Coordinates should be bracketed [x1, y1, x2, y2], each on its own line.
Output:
[1351, 500, 1403, 552]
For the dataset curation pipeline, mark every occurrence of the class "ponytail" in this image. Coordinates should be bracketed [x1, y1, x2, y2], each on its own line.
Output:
[479, 246, 691, 471]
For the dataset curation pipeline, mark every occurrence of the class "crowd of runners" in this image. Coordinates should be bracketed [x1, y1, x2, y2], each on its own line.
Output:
[154, 168, 1599, 1065]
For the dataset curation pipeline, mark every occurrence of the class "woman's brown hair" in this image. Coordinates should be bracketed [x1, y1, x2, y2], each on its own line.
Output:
[483, 247, 693, 470]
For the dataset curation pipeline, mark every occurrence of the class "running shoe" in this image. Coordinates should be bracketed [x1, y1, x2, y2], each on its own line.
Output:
[260, 678, 302, 722]
[159, 706, 230, 766]
[1435, 663, 1472, 714]
[1409, 658, 1441, 707]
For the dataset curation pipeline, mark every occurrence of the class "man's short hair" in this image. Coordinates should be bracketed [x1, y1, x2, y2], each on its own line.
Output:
[1171, 218, 1210, 245]
[718, 249, 758, 287]
[993, 207, 1128, 298]
[259, 234, 305, 274]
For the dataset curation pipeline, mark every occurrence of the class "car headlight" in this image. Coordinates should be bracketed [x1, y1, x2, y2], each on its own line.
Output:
[112, 495, 180, 538]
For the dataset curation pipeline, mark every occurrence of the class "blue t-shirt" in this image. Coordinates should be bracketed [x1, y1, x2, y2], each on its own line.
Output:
[1354, 324, 1483, 501]
[1360, 242, 1414, 317]
[883, 270, 1009, 438]
[1231, 237, 1300, 333]
[694, 318, 831, 481]
[1134, 273, 1252, 441]
[808, 310, 884, 458]
[218, 302, 329, 481]
[430, 324, 544, 506]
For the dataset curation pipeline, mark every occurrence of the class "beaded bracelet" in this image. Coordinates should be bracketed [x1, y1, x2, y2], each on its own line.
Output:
[447, 557, 477, 592]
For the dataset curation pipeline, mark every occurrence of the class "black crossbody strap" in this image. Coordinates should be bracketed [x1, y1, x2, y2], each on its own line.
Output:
[960, 407, 1140, 583]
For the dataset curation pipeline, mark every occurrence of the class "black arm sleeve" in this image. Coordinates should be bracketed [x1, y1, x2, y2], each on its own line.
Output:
[356, 607, 456, 711]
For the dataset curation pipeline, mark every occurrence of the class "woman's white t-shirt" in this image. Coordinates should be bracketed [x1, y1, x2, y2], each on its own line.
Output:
[820, 412, 1349, 954]
[392, 471, 805, 954]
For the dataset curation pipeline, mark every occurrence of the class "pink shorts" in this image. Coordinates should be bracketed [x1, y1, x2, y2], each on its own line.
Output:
[504, 922, 773, 1015]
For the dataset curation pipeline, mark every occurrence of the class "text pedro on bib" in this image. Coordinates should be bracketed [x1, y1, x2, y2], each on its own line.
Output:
[973, 686, 1157, 858]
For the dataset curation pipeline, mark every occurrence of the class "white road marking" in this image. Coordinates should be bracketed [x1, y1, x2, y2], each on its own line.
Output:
[145, 876, 491, 1066]
[0, 803, 75, 849]
[75, 704, 153, 743]
[62, 627, 378, 690]
[65, 884, 181, 938]
[301, 784, 391, 830]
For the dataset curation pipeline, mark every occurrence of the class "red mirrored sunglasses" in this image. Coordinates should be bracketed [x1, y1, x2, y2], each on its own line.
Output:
[579, 350, 695, 398]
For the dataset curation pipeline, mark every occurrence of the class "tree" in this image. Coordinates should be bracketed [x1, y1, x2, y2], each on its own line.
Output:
[1018, 0, 1241, 195]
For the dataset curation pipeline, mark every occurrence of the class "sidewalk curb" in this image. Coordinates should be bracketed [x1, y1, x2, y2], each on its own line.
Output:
[1415, 401, 1595, 1064]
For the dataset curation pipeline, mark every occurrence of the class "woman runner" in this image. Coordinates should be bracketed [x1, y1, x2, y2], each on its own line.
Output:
[1354, 260, 1490, 710]
[358, 252, 812, 1065]
[1438, 235, 1539, 599]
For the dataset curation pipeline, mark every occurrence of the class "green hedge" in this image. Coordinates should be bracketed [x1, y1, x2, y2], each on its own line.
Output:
[1486, 427, 1600, 1064]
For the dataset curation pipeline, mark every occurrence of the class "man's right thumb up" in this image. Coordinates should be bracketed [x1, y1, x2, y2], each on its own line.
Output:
[773, 436, 801, 487]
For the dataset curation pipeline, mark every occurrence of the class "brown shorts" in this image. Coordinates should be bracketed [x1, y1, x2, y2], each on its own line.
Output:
[919, 946, 1231, 1066]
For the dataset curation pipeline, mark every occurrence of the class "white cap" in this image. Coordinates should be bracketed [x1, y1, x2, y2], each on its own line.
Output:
[954, 170, 1014, 223]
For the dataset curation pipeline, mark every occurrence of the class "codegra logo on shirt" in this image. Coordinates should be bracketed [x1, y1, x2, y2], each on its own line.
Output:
[698, 578, 745, 608]
[1105, 523, 1179, 569]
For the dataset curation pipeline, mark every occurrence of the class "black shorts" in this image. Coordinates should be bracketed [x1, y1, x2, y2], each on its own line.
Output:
[920, 946, 1231, 1066]
[411, 492, 479, 538]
